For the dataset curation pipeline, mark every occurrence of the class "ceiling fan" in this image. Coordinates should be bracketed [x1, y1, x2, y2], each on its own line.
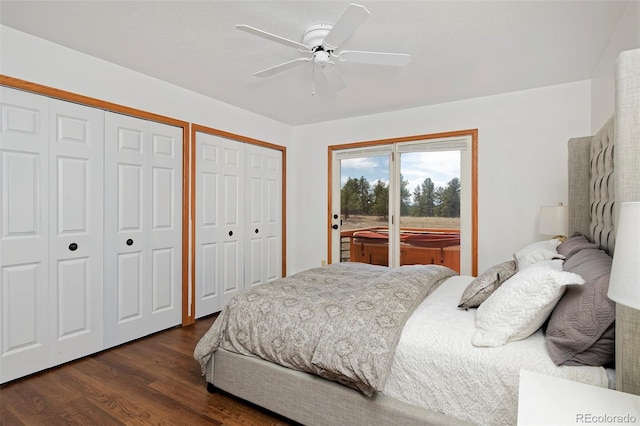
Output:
[236, 3, 411, 92]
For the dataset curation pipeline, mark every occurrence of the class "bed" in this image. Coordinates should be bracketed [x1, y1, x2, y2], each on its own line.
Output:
[194, 48, 640, 426]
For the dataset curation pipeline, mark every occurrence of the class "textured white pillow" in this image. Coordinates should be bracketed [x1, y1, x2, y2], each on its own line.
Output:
[513, 239, 562, 270]
[472, 260, 584, 347]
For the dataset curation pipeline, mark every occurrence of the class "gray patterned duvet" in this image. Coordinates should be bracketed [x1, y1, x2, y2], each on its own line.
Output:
[194, 262, 456, 396]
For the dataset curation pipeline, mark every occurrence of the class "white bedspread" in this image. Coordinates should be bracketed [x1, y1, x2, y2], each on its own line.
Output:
[382, 276, 610, 426]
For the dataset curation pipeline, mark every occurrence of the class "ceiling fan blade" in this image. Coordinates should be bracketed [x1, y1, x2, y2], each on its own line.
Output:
[322, 3, 370, 50]
[321, 62, 347, 91]
[338, 50, 411, 66]
[254, 57, 311, 78]
[237, 24, 310, 51]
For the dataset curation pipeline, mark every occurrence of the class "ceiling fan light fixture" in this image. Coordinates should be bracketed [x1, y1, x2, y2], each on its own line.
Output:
[314, 50, 331, 67]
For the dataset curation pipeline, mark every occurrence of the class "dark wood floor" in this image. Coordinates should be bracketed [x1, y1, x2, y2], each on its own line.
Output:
[0, 315, 294, 425]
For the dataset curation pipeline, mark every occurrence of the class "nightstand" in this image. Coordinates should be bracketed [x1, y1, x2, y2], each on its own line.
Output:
[518, 369, 640, 425]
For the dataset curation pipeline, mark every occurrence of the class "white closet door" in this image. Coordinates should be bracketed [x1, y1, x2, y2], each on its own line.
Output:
[245, 144, 282, 288]
[146, 120, 182, 331]
[104, 113, 146, 347]
[104, 113, 182, 348]
[0, 88, 51, 382]
[195, 132, 244, 318]
[48, 99, 104, 365]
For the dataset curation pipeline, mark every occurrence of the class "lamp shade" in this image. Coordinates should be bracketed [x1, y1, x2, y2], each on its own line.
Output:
[608, 201, 640, 309]
[539, 204, 569, 237]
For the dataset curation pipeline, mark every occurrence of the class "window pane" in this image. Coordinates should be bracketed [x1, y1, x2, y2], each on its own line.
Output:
[340, 155, 390, 265]
[399, 151, 461, 272]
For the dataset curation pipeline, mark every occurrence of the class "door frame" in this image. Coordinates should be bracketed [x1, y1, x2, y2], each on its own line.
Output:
[190, 124, 287, 317]
[0, 75, 193, 323]
[328, 129, 478, 276]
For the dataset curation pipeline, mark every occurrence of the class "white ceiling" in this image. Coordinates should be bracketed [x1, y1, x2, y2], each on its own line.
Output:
[0, 1, 630, 126]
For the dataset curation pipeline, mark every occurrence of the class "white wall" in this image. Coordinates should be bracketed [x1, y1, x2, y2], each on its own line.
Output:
[591, 1, 640, 133]
[0, 25, 291, 145]
[289, 81, 591, 275]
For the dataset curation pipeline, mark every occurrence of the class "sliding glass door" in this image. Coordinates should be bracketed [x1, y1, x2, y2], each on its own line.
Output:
[336, 149, 392, 265]
[329, 133, 476, 275]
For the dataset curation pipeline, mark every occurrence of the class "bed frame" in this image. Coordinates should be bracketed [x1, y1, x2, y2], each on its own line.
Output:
[205, 48, 640, 424]
[207, 348, 467, 426]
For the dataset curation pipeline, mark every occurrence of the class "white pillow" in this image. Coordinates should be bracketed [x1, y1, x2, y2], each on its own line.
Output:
[513, 239, 562, 270]
[472, 260, 584, 347]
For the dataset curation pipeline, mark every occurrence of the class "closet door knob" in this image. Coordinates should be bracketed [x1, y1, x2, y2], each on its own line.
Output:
[229, 231, 233, 237]
[68, 243, 78, 251]
[255, 229, 259, 234]
[126, 239, 134, 246]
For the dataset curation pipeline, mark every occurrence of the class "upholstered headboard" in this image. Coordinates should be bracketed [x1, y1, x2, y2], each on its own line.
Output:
[567, 117, 615, 253]
[568, 48, 640, 395]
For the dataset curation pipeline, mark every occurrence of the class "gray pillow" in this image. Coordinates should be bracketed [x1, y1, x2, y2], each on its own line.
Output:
[557, 234, 599, 261]
[545, 248, 615, 366]
[458, 260, 516, 309]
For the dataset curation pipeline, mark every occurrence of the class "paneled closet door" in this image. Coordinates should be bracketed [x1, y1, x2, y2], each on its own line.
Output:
[104, 113, 182, 348]
[245, 144, 282, 288]
[48, 99, 104, 365]
[0, 88, 51, 382]
[0, 89, 104, 384]
[147, 120, 183, 332]
[195, 132, 244, 318]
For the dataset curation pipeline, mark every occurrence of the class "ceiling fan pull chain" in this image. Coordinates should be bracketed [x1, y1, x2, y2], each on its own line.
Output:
[311, 58, 316, 96]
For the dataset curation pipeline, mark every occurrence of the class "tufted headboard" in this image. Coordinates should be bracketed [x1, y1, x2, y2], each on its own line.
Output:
[568, 48, 640, 395]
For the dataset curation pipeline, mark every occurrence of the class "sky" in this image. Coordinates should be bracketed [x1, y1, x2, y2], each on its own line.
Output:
[340, 151, 460, 198]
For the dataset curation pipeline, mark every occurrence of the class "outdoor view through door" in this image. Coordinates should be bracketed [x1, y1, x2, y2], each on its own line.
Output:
[329, 132, 476, 276]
